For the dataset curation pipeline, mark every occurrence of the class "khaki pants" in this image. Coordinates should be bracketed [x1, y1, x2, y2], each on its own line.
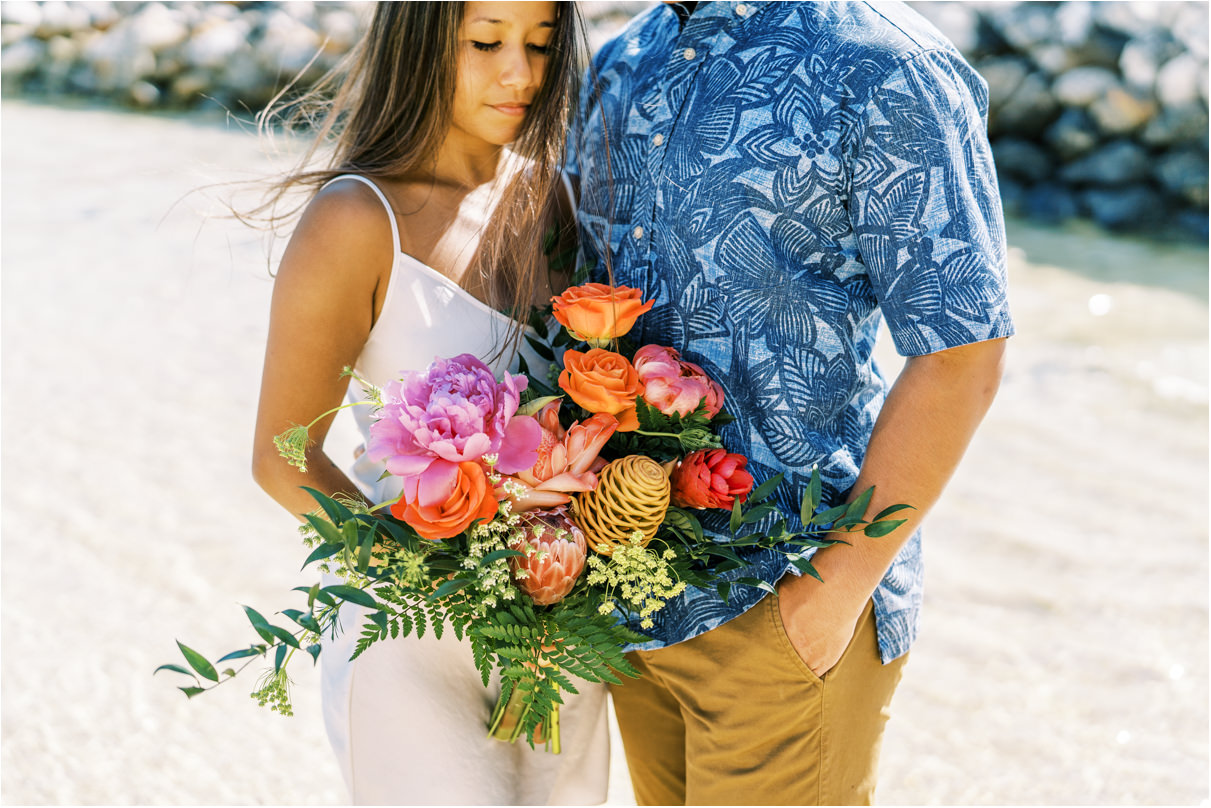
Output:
[609, 595, 906, 805]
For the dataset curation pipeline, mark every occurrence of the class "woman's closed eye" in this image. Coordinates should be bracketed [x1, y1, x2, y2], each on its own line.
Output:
[471, 41, 551, 54]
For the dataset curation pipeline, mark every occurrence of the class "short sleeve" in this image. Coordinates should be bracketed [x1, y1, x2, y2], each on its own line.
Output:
[849, 49, 1015, 357]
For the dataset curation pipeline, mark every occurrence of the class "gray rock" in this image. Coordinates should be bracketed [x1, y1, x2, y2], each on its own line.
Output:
[33, 0, 91, 38]
[1172, 2, 1210, 59]
[983, 2, 1056, 52]
[1053, 1, 1095, 46]
[1059, 139, 1152, 185]
[0, 37, 45, 82]
[82, 28, 157, 92]
[990, 70, 1059, 137]
[1, 1, 42, 27]
[1029, 43, 1081, 76]
[1141, 103, 1209, 147]
[1153, 148, 1210, 207]
[1089, 85, 1158, 135]
[169, 68, 211, 105]
[318, 9, 362, 53]
[183, 17, 252, 71]
[992, 137, 1053, 183]
[1156, 52, 1204, 109]
[1119, 32, 1183, 93]
[1, 23, 36, 47]
[1045, 108, 1100, 159]
[257, 9, 322, 77]
[1024, 182, 1080, 224]
[1052, 66, 1120, 107]
[976, 57, 1030, 111]
[127, 3, 190, 54]
[128, 79, 161, 108]
[908, 2, 980, 54]
[1080, 185, 1167, 230]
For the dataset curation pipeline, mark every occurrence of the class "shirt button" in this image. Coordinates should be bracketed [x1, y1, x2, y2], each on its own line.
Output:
[683, 47, 696, 61]
[735, 3, 748, 14]
[652, 133, 664, 146]
[633, 226, 645, 240]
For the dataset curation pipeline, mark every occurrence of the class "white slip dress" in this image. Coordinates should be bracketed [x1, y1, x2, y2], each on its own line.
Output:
[317, 174, 610, 806]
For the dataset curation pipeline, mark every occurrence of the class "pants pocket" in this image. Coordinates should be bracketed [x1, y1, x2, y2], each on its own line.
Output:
[766, 593, 874, 685]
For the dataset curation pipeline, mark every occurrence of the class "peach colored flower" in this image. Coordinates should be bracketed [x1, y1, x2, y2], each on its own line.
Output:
[551, 283, 654, 347]
[507, 403, 618, 511]
[558, 348, 641, 431]
[390, 461, 498, 540]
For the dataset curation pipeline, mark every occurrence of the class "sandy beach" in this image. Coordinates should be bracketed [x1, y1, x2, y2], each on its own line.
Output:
[1, 99, 1206, 805]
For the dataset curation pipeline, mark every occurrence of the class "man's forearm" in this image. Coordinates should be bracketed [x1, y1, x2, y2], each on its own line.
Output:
[805, 337, 1008, 607]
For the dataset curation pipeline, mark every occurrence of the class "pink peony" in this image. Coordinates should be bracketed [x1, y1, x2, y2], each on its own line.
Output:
[506, 401, 617, 512]
[366, 354, 542, 497]
[633, 345, 725, 418]
[508, 509, 587, 606]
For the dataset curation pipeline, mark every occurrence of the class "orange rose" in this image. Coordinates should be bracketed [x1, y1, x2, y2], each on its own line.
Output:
[558, 348, 641, 432]
[391, 460, 498, 540]
[551, 283, 654, 347]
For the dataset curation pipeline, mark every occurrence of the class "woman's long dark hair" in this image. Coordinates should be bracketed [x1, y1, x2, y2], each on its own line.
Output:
[243, 2, 584, 355]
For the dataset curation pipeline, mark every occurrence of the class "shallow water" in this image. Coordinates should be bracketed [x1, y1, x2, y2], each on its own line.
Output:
[1, 99, 1206, 805]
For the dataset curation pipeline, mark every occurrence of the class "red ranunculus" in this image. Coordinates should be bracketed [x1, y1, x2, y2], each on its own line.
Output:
[669, 449, 754, 510]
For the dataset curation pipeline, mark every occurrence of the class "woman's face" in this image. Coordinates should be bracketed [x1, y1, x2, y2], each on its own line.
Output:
[450, 1, 557, 150]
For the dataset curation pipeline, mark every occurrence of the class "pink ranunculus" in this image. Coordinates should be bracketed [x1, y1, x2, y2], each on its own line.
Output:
[633, 345, 726, 418]
[506, 402, 617, 512]
[509, 509, 587, 606]
[366, 354, 542, 486]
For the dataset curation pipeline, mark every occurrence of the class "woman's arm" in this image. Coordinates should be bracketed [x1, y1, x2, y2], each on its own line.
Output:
[251, 182, 395, 520]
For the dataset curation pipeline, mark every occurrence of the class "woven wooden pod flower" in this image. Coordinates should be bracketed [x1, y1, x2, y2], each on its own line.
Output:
[574, 455, 671, 555]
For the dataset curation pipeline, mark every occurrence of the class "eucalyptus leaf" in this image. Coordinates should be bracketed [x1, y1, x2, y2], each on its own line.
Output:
[729, 496, 743, 535]
[153, 663, 194, 677]
[242, 606, 276, 643]
[863, 519, 907, 538]
[845, 486, 874, 522]
[301, 543, 340, 570]
[429, 577, 474, 601]
[216, 647, 264, 663]
[873, 503, 914, 521]
[480, 549, 524, 566]
[302, 486, 352, 524]
[273, 643, 288, 673]
[321, 584, 380, 610]
[176, 641, 219, 682]
[179, 686, 206, 698]
[747, 473, 783, 505]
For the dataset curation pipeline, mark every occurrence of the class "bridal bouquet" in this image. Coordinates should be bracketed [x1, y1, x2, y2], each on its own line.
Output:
[159, 282, 910, 751]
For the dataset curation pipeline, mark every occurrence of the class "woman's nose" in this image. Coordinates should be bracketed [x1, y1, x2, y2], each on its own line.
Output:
[499, 45, 536, 89]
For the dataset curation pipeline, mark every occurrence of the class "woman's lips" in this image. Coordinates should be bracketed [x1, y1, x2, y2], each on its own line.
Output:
[491, 103, 529, 117]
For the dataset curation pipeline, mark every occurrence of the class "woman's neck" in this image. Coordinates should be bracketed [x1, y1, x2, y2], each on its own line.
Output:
[430, 132, 504, 189]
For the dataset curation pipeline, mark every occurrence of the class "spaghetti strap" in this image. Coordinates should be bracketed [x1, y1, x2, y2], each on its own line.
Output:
[321, 174, 402, 255]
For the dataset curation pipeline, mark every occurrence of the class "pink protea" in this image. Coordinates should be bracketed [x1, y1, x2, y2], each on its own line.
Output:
[508, 509, 587, 606]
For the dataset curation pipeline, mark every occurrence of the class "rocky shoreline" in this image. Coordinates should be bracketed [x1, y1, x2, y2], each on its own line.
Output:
[1, 1, 1207, 239]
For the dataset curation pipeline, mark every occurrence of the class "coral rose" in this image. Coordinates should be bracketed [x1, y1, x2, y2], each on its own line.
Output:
[633, 344, 725, 418]
[558, 348, 641, 431]
[390, 460, 498, 540]
[669, 449, 754, 510]
[551, 283, 654, 347]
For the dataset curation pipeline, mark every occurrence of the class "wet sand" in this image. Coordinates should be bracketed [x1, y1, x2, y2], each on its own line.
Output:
[1, 99, 1206, 805]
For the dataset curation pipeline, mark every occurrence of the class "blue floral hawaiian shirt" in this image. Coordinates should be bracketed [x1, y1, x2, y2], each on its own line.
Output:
[567, 1, 1014, 662]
